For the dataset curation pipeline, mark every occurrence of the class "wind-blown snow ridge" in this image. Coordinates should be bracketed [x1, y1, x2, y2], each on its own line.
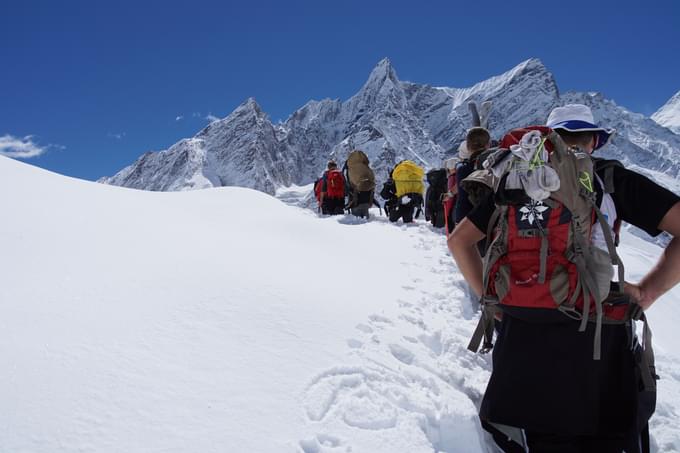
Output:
[101, 59, 680, 195]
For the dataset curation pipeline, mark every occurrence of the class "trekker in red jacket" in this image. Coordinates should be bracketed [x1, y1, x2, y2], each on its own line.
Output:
[319, 160, 346, 215]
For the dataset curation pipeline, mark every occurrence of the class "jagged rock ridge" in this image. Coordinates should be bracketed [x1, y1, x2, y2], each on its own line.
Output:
[101, 58, 680, 194]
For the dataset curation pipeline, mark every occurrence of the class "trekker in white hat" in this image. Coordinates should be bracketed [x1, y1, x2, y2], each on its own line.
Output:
[547, 103, 615, 151]
[448, 102, 680, 452]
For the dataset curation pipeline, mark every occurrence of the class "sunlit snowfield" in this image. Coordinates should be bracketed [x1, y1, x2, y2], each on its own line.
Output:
[2, 156, 679, 452]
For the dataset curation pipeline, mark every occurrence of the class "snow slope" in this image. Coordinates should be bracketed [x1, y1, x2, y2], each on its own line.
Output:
[2, 155, 680, 452]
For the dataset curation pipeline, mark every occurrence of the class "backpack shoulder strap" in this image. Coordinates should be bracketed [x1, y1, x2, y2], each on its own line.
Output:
[593, 159, 624, 245]
[593, 158, 624, 194]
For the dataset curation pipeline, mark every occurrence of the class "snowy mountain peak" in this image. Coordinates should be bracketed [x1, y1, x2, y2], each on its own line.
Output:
[234, 97, 265, 117]
[513, 57, 547, 73]
[103, 58, 680, 196]
[359, 57, 401, 94]
[652, 90, 680, 134]
[369, 57, 397, 79]
[197, 97, 268, 137]
[496, 58, 554, 90]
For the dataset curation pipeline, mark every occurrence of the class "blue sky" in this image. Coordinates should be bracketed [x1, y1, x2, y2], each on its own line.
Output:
[2, 0, 679, 181]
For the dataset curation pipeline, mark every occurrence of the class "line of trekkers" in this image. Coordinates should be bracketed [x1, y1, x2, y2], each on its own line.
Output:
[313, 151, 429, 224]
[312, 133, 490, 233]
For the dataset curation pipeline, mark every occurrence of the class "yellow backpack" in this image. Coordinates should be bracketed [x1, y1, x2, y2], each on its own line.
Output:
[392, 160, 425, 198]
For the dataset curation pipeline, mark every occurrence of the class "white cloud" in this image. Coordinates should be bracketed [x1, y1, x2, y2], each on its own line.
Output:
[176, 115, 184, 122]
[107, 132, 126, 140]
[0, 134, 50, 159]
[192, 112, 202, 118]
[205, 114, 220, 123]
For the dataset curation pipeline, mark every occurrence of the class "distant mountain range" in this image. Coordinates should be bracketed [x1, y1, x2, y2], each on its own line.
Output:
[101, 58, 680, 194]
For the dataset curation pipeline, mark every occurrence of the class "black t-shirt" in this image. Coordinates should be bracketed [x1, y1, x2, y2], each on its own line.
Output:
[468, 164, 679, 237]
[468, 164, 679, 435]
[454, 160, 476, 224]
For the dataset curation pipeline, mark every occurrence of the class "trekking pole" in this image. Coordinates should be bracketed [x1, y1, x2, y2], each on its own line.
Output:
[373, 198, 383, 216]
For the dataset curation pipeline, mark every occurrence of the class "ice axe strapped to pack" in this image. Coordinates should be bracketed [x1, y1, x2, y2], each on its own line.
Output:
[468, 100, 493, 130]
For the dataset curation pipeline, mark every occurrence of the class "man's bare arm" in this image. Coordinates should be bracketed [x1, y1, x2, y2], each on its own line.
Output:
[447, 218, 486, 297]
[627, 202, 680, 309]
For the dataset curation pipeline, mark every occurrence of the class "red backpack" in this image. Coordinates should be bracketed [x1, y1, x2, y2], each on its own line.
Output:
[325, 169, 345, 199]
[443, 172, 457, 234]
[469, 127, 644, 360]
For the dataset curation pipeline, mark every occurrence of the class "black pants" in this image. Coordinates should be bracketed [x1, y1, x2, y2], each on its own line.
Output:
[349, 191, 372, 218]
[322, 197, 345, 215]
[484, 421, 640, 453]
[481, 316, 652, 453]
[351, 203, 370, 218]
[429, 207, 446, 228]
[387, 203, 415, 223]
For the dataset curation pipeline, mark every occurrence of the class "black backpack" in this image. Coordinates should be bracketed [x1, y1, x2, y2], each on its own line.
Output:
[425, 168, 448, 227]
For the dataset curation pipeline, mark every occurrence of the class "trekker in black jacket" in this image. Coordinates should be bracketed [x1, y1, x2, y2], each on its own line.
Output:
[448, 104, 680, 453]
[454, 127, 491, 225]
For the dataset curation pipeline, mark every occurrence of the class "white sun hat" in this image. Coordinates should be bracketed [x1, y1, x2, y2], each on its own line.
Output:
[546, 104, 615, 150]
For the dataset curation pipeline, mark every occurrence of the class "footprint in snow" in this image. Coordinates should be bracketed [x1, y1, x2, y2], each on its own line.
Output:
[398, 313, 427, 330]
[368, 314, 392, 325]
[342, 396, 398, 430]
[418, 332, 443, 356]
[389, 344, 415, 365]
[347, 339, 363, 349]
[299, 433, 343, 453]
[304, 369, 365, 422]
[355, 323, 373, 334]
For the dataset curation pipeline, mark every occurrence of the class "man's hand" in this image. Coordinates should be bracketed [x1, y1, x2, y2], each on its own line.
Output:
[623, 281, 653, 310]
[631, 201, 680, 310]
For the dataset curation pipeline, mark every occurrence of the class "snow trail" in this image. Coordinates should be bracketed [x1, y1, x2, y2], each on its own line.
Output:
[280, 187, 680, 453]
